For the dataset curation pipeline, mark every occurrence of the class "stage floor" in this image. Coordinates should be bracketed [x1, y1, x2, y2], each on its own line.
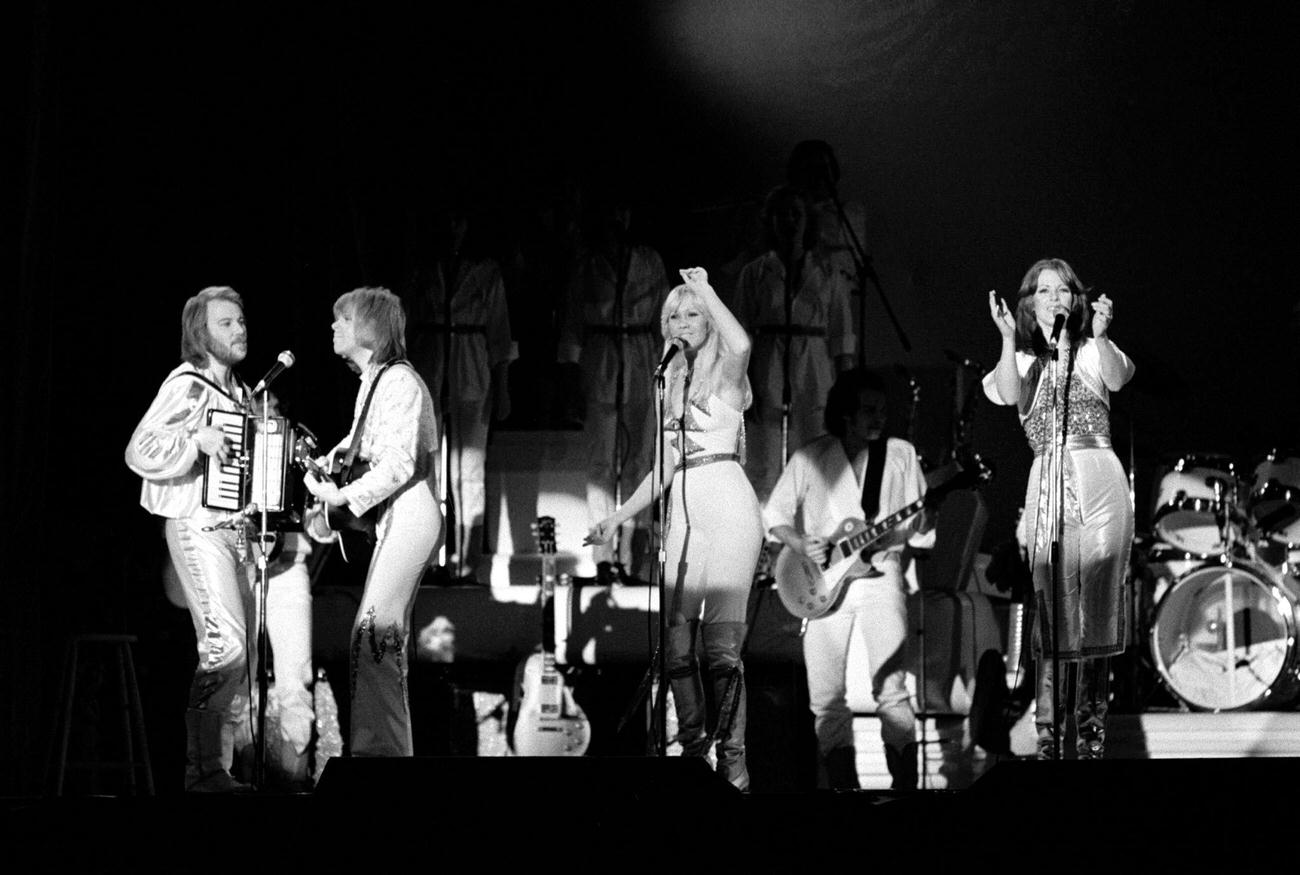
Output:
[6, 755, 1295, 872]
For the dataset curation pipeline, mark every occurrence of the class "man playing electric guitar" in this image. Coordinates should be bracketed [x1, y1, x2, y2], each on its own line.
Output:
[764, 367, 934, 790]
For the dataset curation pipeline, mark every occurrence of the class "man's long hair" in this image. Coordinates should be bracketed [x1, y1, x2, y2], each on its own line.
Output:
[333, 286, 408, 371]
[180, 286, 243, 366]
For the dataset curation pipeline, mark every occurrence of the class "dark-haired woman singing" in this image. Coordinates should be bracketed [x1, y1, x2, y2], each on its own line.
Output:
[984, 258, 1135, 760]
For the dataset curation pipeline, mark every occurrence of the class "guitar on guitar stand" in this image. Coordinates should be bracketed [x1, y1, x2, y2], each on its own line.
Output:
[510, 516, 591, 757]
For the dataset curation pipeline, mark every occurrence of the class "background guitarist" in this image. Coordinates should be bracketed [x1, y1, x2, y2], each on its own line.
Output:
[764, 367, 934, 790]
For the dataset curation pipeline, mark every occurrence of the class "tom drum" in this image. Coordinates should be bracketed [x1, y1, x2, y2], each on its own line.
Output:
[1249, 449, 1300, 548]
[1151, 453, 1243, 558]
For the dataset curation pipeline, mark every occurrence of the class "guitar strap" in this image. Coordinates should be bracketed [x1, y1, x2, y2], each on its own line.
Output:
[859, 437, 887, 520]
[165, 368, 250, 409]
[339, 359, 410, 475]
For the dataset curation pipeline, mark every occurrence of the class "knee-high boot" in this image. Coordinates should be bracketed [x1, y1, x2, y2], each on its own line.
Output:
[823, 746, 861, 790]
[884, 742, 919, 791]
[703, 621, 749, 791]
[185, 707, 249, 793]
[1076, 657, 1109, 760]
[666, 621, 708, 757]
[1034, 658, 1072, 761]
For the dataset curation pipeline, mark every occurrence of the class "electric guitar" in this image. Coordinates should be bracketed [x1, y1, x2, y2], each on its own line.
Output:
[510, 516, 591, 757]
[774, 456, 992, 620]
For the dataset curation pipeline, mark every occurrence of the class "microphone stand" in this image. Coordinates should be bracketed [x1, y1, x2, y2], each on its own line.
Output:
[251, 392, 274, 789]
[1048, 338, 1065, 762]
[823, 182, 911, 358]
[780, 250, 795, 469]
[439, 251, 460, 579]
[649, 358, 674, 756]
[611, 240, 632, 580]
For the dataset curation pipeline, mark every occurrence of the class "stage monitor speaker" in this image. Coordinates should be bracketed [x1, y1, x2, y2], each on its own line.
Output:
[973, 757, 1300, 805]
[315, 755, 739, 805]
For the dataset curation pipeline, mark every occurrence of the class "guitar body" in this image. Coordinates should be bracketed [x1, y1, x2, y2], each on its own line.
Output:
[773, 518, 873, 620]
[511, 652, 591, 757]
[509, 516, 591, 757]
[301, 454, 379, 561]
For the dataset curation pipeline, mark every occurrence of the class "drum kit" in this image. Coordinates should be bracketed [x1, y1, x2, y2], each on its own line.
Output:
[1142, 449, 1300, 712]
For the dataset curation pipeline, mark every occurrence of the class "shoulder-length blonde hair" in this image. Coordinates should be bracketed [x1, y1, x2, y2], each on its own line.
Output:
[181, 286, 243, 366]
[658, 284, 752, 411]
[333, 286, 407, 370]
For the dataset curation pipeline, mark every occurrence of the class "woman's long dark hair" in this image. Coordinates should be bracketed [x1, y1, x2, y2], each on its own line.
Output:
[1012, 258, 1093, 356]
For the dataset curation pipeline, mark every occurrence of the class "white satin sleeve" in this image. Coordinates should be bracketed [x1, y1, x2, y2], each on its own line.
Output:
[339, 366, 423, 518]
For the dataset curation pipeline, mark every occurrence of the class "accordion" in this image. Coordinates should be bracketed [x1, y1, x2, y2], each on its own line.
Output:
[202, 409, 303, 516]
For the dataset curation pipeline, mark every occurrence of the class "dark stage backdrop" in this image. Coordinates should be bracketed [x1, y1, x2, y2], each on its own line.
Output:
[5, 1, 1295, 794]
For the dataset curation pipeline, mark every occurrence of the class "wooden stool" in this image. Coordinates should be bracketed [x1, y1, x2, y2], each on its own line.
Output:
[50, 633, 155, 796]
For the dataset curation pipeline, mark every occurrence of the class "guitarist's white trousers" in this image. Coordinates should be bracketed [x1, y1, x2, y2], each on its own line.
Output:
[350, 481, 442, 756]
[803, 564, 915, 761]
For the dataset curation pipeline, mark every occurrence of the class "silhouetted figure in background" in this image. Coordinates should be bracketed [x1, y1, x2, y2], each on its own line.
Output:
[559, 191, 670, 582]
[404, 205, 515, 582]
[736, 185, 856, 505]
[500, 181, 586, 428]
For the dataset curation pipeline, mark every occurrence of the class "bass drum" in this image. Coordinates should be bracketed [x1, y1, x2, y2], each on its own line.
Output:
[1150, 561, 1300, 711]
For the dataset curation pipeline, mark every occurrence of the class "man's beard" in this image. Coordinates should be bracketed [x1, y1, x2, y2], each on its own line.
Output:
[208, 338, 247, 368]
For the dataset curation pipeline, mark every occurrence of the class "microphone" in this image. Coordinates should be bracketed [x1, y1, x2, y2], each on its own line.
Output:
[655, 338, 688, 377]
[1048, 314, 1066, 350]
[251, 350, 295, 396]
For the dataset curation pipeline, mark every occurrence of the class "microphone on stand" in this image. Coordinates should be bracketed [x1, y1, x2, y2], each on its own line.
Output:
[1048, 314, 1066, 351]
[655, 338, 689, 378]
[251, 350, 296, 396]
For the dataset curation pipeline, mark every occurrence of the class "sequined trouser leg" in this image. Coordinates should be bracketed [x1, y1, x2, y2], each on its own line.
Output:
[350, 487, 440, 757]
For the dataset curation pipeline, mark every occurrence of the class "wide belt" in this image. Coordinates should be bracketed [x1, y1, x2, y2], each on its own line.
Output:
[675, 452, 739, 473]
[1033, 434, 1112, 457]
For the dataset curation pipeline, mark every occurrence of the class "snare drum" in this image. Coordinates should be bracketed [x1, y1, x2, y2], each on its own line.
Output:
[1249, 449, 1300, 547]
[1149, 560, 1300, 711]
[1151, 453, 1243, 557]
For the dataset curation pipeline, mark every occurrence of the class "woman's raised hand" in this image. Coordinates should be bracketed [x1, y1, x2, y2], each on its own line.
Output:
[988, 290, 1015, 339]
[1090, 293, 1114, 338]
[680, 266, 710, 291]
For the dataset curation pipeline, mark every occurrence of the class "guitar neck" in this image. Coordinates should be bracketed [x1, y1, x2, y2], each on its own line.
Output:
[539, 555, 558, 657]
[837, 498, 926, 558]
